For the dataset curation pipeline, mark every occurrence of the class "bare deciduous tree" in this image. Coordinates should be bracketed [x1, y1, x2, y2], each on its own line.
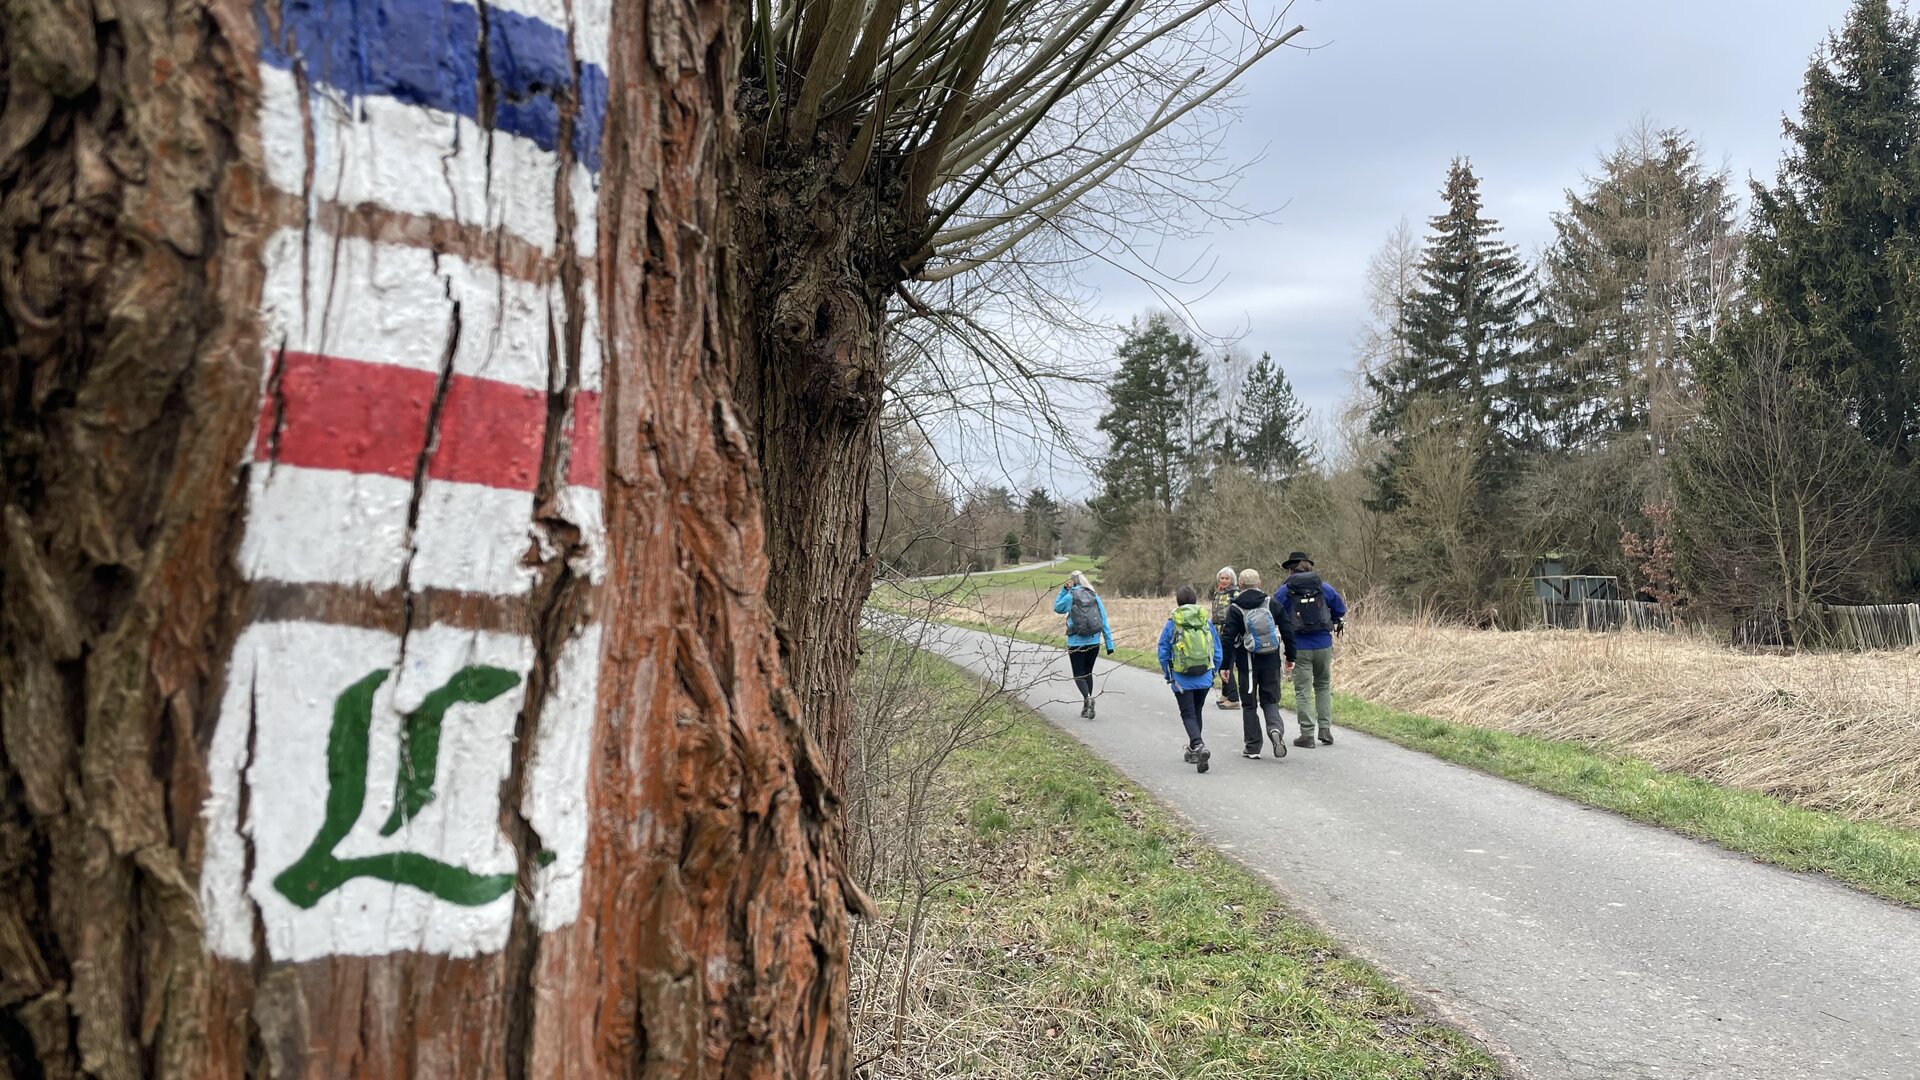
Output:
[1672, 336, 1904, 646]
[736, 0, 1306, 784]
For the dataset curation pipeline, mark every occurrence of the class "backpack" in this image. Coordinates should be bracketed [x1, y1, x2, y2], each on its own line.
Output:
[1066, 586, 1102, 638]
[1287, 573, 1332, 636]
[1241, 602, 1283, 655]
[1170, 605, 1214, 675]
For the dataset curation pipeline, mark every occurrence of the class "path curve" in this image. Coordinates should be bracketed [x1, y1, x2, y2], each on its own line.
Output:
[901, 555, 1068, 583]
[908, 620, 1920, 1080]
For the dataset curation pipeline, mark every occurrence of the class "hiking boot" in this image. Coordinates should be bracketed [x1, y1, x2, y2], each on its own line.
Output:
[1292, 734, 1316, 748]
[1318, 729, 1334, 745]
[1087, 698, 1096, 720]
[1183, 744, 1199, 764]
[1242, 750, 1261, 760]
[1079, 699, 1092, 719]
[1268, 726, 1287, 758]
[1217, 697, 1239, 711]
[1194, 742, 1211, 773]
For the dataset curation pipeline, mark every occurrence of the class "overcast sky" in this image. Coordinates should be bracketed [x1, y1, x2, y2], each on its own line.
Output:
[996, 0, 1856, 498]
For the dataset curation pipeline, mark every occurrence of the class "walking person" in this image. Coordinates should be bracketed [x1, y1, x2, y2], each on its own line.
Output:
[1158, 585, 1224, 773]
[1279, 552, 1347, 747]
[1054, 570, 1114, 718]
[1223, 568, 1291, 760]
[1209, 567, 1242, 710]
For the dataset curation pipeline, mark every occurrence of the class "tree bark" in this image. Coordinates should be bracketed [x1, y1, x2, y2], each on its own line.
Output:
[730, 134, 917, 791]
[0, 0, 852, 1075]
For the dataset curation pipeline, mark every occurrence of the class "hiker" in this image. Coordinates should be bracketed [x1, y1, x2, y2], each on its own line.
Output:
[1054, 570, 1114, 718]
[1210, 567, 1242, 710]
[1279, 552, 1347, 747]
[1223, 568, 1290, 760]
[1158, 584, 1224, 773]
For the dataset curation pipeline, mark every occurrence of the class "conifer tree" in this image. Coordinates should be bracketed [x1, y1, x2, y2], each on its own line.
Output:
[1092, 315, 1221, 584]
[1022, 488, 1063, 555]
[1094, 315, 1221, 530]
[1235, 352, 1316, 482]
[1540, 125, 1743, 451]
[1368, 159, 1535, 504]
[1748, 0, 1920, 461]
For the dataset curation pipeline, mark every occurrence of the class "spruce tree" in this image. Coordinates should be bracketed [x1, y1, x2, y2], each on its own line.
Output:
[1022, 487, 1062, 555]
[1235, 352, 1315, 482]
[1368, 159, 1534, 504]
[1748, 0, 1920, 460]
[1094, 315, 1220, 530]
[1541, 125, 1743, 451]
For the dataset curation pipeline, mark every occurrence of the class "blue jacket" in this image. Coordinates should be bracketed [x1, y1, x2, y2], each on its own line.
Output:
[1279, 574, 1348, 651]
[1157, 611, 1223, 691]
[1054, 586, 1115, 651]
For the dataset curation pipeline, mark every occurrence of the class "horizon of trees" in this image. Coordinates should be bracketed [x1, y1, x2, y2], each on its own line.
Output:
[1072, 0, 1920, 646]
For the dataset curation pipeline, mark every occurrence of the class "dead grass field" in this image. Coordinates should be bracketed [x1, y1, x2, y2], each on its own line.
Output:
[903, 580, 1920, 832]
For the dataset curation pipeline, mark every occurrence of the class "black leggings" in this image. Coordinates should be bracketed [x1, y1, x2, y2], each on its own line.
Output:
[1174, 686, 1211, 746]
[1068, 646, 1099, 699]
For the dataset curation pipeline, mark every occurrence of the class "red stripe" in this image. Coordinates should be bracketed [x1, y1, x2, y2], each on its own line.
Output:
[255, 353, 602, 491]
[431, 376, 546, 490]
[567, 391, 602, 488]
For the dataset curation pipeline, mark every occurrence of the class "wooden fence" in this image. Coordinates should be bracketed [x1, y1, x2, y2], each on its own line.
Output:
[1544, 598, 1920, 651]
[1539, 598, 1675, 633]
[1822, 603, 1920, 651]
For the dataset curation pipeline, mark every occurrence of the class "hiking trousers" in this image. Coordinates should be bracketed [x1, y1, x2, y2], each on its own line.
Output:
[1238, 650, 1284, 751]
[1068, 645, 1099, 700]
[1291, 647, 1333, 736]
[1174, 685, 1211, 747]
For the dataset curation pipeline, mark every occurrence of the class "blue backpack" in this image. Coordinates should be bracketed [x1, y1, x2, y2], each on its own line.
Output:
[1241, 603, 1283, 655]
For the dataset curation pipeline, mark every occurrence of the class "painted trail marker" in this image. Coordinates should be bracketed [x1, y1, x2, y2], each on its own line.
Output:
[201, 0, 609, 963]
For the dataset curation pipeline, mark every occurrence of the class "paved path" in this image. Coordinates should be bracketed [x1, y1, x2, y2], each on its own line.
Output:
[912, 620, 1920, 1080]
[902, 555, 1067, 582]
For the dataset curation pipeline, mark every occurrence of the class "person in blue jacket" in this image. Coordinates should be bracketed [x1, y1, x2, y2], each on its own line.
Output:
[1054, 570, 1114, 718]
[1158, 584, 1224, 773]
[1278, 551, 1348, 747]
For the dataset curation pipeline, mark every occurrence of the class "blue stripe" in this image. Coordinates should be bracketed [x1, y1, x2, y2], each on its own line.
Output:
[260, 0, 604, 173]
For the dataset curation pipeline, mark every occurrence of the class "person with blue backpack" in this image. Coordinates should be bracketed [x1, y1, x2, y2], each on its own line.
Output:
[1158, 584, 1224, 773]
[1054, 570, 1115, 718]
[1279, 552, 1348, 747]
[1223, 568, 1291, 760]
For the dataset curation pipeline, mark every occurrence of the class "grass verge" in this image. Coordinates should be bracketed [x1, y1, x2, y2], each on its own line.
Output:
[871, 555, 1101, 609]
[925, 619, 1920, 910]
[859, 652, 1501, 1078]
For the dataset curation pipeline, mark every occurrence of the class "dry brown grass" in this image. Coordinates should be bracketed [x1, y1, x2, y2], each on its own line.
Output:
[1335, 620, 1920, 832]
[922, 582, 1920, 832]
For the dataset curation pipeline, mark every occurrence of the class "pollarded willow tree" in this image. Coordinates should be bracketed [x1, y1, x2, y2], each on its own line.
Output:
[736, 0, 1305, 783]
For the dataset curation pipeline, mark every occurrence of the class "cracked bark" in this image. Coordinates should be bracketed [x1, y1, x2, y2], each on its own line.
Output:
[2, 0, 850, 1075]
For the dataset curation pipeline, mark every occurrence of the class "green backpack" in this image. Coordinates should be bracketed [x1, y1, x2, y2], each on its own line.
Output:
[1170, 605, 1214, 676]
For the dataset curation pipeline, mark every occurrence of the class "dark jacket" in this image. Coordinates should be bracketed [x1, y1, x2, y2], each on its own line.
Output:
[1224, 587, 1296, 663]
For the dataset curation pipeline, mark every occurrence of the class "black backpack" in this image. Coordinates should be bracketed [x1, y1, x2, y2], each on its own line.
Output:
[1287, 573, 1332, 635]
[1066, 586, 1102, 637]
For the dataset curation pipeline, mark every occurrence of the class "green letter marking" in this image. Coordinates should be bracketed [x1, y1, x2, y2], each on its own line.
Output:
[272, 664, 523, 910]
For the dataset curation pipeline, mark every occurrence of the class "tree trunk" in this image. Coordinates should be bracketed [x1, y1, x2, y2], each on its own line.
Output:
[729, 138, 916, 791]
[0, 0, 853, 1074]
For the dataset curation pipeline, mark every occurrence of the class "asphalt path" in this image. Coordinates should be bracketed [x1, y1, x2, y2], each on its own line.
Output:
[906, 619, 1920, 1080]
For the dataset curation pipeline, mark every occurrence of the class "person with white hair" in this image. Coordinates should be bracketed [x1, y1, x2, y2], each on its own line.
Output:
[1209, 567, 1241, 711]
[1053, 569, 1114, 718]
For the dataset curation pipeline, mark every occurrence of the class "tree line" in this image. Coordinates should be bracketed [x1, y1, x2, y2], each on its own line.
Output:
[1093, 0, 1920, 646]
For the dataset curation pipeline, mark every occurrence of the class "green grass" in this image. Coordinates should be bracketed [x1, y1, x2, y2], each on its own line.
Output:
[872, 554, 1102, 608]
[878, 654, 1501, 1078]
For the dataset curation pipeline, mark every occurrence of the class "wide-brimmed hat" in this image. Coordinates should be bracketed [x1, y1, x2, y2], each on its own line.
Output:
[1281, 551, 1313, 570]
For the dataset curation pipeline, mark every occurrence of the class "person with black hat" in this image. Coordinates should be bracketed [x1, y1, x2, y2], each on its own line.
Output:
[1279, 552, 1347, 747]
